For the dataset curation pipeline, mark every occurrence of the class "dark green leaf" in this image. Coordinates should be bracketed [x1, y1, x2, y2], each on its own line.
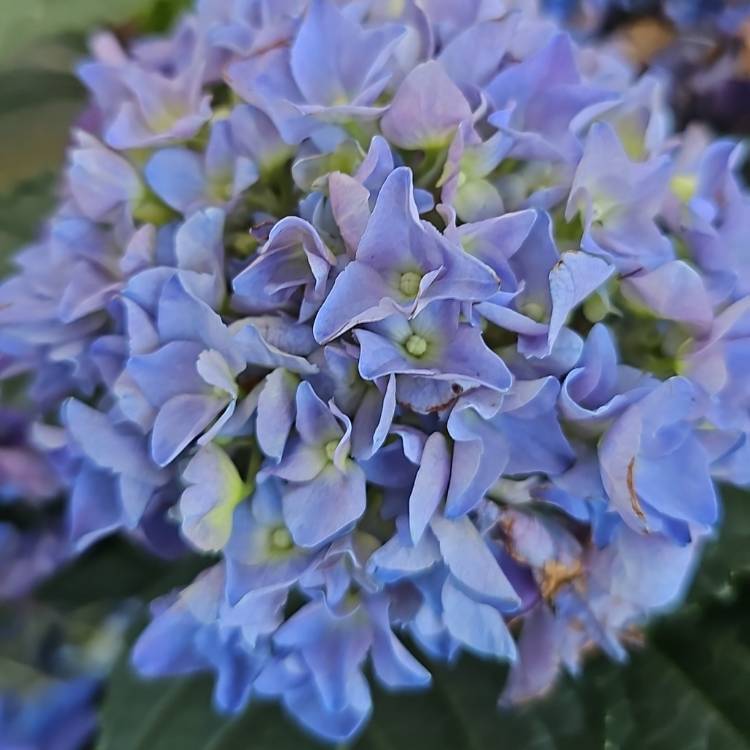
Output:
[38, 536, 211, 611]
[0, 75, 83, 193]
[0, 173, 58, 272]
[141, 0, 194, 32]
[0, 69, 83, 114]
[97, 646, 322, 750]
[691, 485, 750, 603]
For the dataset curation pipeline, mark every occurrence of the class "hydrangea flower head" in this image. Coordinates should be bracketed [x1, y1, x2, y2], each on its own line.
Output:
[2, 0, 750, 743]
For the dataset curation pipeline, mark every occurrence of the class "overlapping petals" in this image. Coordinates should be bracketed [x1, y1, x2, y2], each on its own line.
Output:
[0, 0, 746, 744]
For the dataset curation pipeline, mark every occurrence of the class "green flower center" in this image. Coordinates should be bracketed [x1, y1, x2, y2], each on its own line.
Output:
[521, 302, 546, 322]
[399, 271, 422, 298]
[671, 174, 697, 203]
[325, 440, 339, 461]
[405, 334, 428, 358]
[132, 191, 174, 226]
[269, 526, 293, 552]
[209, 173, 234, 203]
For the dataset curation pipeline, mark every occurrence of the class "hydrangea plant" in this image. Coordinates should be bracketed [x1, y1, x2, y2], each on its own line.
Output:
[2, 0, 750, 743]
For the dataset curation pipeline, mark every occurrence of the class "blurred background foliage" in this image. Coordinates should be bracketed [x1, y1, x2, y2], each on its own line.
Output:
[0, 0, 191, 267]
[2, 1, 750, 748]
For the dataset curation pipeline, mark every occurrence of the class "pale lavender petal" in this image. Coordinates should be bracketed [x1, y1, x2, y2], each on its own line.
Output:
[430, 515, 520, 609]
[381, 60, 472, 150]
[145, 148, 206, 212]
[442, 577, 517, 660]
[151, 393, 226, 466]
[257, 369, 299, 461]
[295, 380, 341, 446]
[283, 464, 367, 547]
[621, 260, 713, 335]
[547, 251, 615, 351]
[409, 432, 450, 544]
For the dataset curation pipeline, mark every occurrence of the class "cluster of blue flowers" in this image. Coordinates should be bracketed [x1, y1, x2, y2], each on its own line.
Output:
[551, 0, 750, 139]
[2, 0, 750, 743]
[544, 0, 747, 28]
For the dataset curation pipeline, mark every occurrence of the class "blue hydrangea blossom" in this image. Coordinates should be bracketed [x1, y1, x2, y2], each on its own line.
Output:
[2, 0, 750, 743]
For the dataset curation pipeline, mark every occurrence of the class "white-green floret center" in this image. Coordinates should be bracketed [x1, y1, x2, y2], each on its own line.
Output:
[399, 271, 422, 298]
[325, 440, 339, 461]
[270, 527, 293, 551]
[405, 334, 428, 358]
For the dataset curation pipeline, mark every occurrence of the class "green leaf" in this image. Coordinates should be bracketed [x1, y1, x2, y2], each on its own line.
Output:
[0, 173, 58, 271]
[0, 68, 84, 194]
[0, 69, 85, 269]
[0, 67, 84, 269]
[647, 593, 750, 747]
[38, 537, 211, 610]
[0, 69, 83, 114]
[141, 0, 195, 32]
[97, 624, 323, 750]
[0, 0, 156, 66]
[690, 485, 750, 603]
